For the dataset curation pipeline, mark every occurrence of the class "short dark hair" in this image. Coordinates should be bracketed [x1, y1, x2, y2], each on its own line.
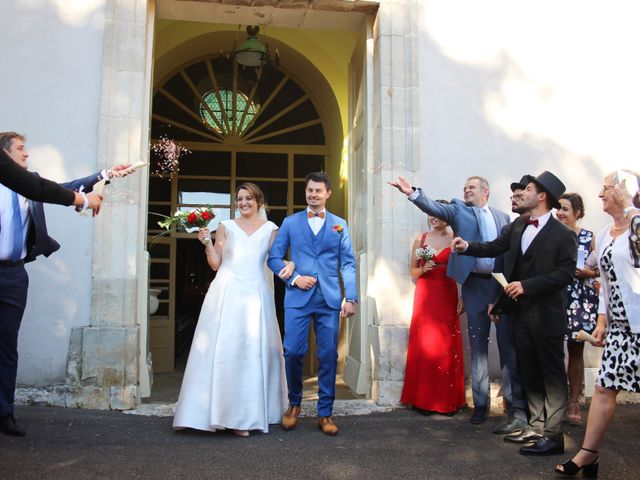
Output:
[560, 192, 585, 219]
[304, 172, 332, 190]
[531, 181, 554, 210]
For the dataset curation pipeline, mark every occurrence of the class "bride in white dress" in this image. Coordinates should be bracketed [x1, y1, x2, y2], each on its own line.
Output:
[173, 183, 291, 436]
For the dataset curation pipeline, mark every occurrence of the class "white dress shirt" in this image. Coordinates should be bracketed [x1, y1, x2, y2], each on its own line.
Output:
[521, 211, 551, 254]
[474, 205, 498, 274]
[0, 184, 30, 260]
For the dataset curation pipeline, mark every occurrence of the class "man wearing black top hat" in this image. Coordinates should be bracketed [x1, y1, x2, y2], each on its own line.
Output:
[452, 171, 577, 455]
[490, 175, 533, 436]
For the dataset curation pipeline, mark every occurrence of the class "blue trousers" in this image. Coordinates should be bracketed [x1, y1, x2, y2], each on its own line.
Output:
[0, 265, 29, 417]
[467, 309, 518, 409]
[283, 288, 340, 417]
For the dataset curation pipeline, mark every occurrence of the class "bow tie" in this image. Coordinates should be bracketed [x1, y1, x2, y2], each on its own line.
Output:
[308, 211, 325, 219]
[526, 218, 539, 228]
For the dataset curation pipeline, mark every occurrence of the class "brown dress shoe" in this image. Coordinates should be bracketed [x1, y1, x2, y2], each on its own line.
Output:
[282, 405, 301, 431]
[318, 416, 339, 436]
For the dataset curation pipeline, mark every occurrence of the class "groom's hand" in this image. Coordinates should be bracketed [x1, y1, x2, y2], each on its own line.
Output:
[341, 302, 356, 318]
[293, 276, 316, 290]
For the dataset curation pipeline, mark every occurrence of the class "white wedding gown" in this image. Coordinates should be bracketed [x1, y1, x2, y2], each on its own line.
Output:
[173, 220, 287, 433]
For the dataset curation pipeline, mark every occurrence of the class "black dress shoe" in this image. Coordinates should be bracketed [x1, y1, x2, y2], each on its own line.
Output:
[492, 417, 528, 435]
[470, 406, 487, 424]
[504, 428, 542, 444]
[0, 414, 26, 437]
[519, 435, 564, 456]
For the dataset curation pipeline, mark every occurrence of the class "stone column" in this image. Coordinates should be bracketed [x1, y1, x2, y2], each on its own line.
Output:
[369, 0, 424, 405]
[66, 0, 153, 410]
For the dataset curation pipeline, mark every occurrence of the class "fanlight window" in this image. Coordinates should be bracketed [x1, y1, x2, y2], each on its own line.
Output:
[151, 56, 325, 145]
[199, 89, 257, 135]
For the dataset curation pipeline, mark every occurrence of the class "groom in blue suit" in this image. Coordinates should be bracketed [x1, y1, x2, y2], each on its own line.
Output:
[390, 175, 521, 427]
[0, 132, 131, 436]
[268, 172, 357, 436]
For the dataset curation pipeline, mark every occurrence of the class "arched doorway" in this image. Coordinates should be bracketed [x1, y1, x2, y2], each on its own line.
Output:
[146, 53, 358, 401]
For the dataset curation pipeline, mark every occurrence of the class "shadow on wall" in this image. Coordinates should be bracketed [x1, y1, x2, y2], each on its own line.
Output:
[409, 32, 610, 379]
[417, 33, 605, 231]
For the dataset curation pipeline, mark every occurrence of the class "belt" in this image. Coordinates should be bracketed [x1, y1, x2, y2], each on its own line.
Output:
[468, 272, 492, 279]
[0, 259, 25, 267]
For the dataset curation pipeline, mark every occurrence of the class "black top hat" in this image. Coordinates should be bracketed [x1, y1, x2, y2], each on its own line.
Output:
[510, 175, 534, 192]
[530, 171, 566, 209]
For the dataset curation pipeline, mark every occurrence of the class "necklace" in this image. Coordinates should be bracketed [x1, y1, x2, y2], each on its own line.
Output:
[611, 223, 629, 232]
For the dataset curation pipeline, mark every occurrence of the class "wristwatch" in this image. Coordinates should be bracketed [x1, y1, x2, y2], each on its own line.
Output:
[345, 298, 358, 304]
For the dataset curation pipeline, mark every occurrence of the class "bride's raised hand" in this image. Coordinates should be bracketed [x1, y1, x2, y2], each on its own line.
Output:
[279, 260, 296, 280]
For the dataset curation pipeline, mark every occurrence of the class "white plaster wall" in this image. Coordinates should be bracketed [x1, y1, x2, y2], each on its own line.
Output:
[418, 0, 640, 230]
[417, 1, 640, 372]
[0, 1, 107, 384]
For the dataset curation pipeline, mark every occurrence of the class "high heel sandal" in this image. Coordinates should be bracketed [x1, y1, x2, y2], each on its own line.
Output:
[566, 401, 583, 426]
[555, 447, 599, 478]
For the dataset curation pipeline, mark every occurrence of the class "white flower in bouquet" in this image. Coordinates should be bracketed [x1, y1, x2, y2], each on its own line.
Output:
[415, 245, 437, 262]
[154, 206, 216, 243]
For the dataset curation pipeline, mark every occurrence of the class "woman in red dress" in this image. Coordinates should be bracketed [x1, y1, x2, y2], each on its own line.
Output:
[401, 202, 466, 415]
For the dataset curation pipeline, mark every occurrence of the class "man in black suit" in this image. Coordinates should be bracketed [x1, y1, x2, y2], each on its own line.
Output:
[452, 171, 577, 456]
[0, 132, 130, 436]
[490, 175, 532, 436]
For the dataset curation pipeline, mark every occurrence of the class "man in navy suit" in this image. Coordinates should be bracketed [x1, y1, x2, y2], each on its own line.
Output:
[390, 175, 516, 426]
[0, 132, 131, 436]
[268, 172, 357, 436]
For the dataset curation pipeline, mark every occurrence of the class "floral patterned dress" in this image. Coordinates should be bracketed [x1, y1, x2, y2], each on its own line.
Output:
[566, 229, 598, 341]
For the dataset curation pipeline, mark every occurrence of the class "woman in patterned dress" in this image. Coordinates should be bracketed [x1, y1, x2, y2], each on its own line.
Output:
[556, 171, 640, 478]
[556, 193, 599, 425]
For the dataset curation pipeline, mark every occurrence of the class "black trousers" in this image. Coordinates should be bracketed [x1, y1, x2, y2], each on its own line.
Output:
[0, 264, 28, 417]
[515, 306, 568, 436]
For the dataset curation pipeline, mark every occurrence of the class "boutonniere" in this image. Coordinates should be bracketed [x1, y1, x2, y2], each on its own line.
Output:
[332, 224, 344, 235]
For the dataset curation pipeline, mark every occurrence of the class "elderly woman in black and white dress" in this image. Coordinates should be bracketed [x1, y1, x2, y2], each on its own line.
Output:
[555, 170, 640, 478]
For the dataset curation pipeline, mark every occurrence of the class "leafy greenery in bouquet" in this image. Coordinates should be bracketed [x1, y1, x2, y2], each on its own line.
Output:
[153, 206, 217, 244]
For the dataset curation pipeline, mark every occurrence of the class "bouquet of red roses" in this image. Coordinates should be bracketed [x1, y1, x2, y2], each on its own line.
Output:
[158, 206, 216, 242]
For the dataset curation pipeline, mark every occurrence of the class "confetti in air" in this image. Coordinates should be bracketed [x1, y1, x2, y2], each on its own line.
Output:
[151, 135, 191, 179]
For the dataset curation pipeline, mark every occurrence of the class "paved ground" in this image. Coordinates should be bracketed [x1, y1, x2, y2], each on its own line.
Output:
[1, 404, 638, 479]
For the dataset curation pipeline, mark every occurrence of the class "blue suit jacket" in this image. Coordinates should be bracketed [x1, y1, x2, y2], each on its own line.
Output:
[267, 211, 357, 310]
[25, 171, 106, 263]
[411, 190, 511, 312]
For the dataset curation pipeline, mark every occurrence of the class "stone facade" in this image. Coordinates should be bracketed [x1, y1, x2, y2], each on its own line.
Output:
[368, 0, 423, 404]
[12, 0, 424, 410]
[55, 0, 155, 410]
